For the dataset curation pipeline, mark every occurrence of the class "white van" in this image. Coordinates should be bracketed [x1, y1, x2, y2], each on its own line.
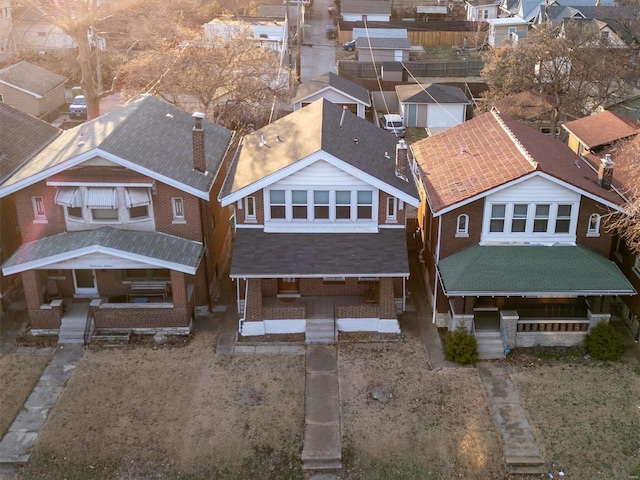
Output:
[378, 114, 405, 137]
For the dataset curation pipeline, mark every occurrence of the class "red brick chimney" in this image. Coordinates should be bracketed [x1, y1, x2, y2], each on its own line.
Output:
[192, 112, 206, 173]
[598, 153, 614, 190]
[395, 139, 408, 181]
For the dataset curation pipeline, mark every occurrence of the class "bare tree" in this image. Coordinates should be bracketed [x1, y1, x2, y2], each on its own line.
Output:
[118, 29, 292, 129]
[482, 22, 640, 136]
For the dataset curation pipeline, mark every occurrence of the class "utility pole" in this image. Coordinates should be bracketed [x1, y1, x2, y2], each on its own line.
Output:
[296, 1, 302, 82]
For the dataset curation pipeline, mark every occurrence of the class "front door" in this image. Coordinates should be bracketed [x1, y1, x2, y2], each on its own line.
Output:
[407, 104, 418, 127]
[73, 269, 97, 296]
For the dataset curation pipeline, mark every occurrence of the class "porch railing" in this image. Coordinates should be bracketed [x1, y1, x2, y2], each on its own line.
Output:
[83, 307, 95, 348]
[517, 319, 590, 333]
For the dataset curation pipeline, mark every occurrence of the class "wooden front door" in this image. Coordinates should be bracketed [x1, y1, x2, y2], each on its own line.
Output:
[277, 278, 300, 296]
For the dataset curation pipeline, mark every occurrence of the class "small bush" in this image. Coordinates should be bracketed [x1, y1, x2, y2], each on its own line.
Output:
[445, 325, 478, 364]
[584, 322, 625, 361]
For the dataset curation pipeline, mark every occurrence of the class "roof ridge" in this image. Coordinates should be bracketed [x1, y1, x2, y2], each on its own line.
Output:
[491, 108, 539, 170]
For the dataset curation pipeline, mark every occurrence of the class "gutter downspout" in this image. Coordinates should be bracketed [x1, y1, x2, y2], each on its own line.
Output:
[432, 216, 442, 324]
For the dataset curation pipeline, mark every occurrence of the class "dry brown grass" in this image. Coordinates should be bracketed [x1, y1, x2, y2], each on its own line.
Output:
[0, 354, 51, 438]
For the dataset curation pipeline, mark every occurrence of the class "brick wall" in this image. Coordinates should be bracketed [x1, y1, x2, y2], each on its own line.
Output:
[235, 189, 265, 225]
[94, 306, 190, 329]
[377, 192, 405, 225]
[153, 183, 203, 241]
[263, 305, 306, 319]
[337, 304, 379, 318]
[15, 181, 66, 243]
[379, 277, 396, 319]
[245, 278, 263, 321]
[439, 199, 484, 259]
[28, 305, 63, 329]
[575, 196, 613, 257]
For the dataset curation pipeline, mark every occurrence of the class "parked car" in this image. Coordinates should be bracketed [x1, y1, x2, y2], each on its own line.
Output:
[379, 114, 406, 137]
[343, 39, 356, 51]
[69, 95, 87, 118]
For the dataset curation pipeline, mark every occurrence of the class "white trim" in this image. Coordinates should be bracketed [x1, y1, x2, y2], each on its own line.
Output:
[455, 213, 469, 237]
[219, 152, 420, 208]
[171, 197, 185, 222]
[294, 85, 372, 107]
[245, 196, 256, 221]
[229, 272, 408, 279]
[586, 213, 601, 237]
[386, 197, 397, 222]
[31, 195, 46, 221]
[430, 170, 625, 217]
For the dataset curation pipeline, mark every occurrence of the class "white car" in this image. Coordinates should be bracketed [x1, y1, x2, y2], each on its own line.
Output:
[379, 114, 405, 137]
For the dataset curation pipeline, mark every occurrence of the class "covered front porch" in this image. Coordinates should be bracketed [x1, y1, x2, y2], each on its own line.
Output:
[1, 227, 207, 337]
[230, 229, 411, 340]
[437, 245, 636, 352]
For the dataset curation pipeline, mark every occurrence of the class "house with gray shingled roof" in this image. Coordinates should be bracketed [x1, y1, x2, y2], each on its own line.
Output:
[0, 95, 234, 340]
[355, 36, 411, 63]
[0, 61, 67, 121]
[290, 72, 371, 119]
[218, 98, 420, 341]
[411, 108, 636, 358]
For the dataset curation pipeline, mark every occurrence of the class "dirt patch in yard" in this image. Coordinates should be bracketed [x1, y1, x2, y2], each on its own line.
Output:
[0, 354, 52, 437]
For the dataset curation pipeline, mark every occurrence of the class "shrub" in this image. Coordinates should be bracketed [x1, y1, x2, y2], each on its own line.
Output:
[584, 322, 625, 361]
[445, 325, 478, 364]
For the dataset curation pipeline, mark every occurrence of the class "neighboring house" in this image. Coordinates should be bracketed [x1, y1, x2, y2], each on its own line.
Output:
[218, 99, 420, 341]
[534, 5, 640, 26]
[356, 37, 411, 63]
[340, 0, 392, 22]
[290, 72, 371, 118]
[561, 110, 640, 158]
[0, 96, 234, 339]
[512, 0, 615, 23]
[487, 18, 529, 47]
[0, 61, 67, 121]
[465, 0, 501, 21]
[0, 0, 15, 64]
[415, 5, 449, 21]
[0, 102, 60, 312]
[11, 4, 76, 53]
[204, 17, 288, 56]
[561, 111, 640, 338]
[410, 108, 635, 358]
[395, 83, 469, 133]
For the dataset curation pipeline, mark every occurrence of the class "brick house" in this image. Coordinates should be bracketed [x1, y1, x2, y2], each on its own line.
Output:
[0, 96, 234, 338]
[562, 110, 640, 339]
[218, 99, 420, 341]
[411, 108, 635, 357]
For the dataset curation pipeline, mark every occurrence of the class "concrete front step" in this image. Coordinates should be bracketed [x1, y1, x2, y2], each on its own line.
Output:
[507, 455, 546, 474]
[306, 320, 336, 344]
[302, 459, 342, 471]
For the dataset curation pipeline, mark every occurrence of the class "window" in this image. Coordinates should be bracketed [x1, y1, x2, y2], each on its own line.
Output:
[555, 204, 572, 233]
[125, 188, 150, 220]
[31, 196, 46, 221]
[357, 191, 372, 219]
[456, 214, 469, 236]
[587, 213, 600, 236]
[270, 190, 285, 219]
[86, 187, 118, 222]
[55, 187, 82, 221]
[511, 204, 528, 233]
[314, 190, 329, 219]
[323, 276, 346, 284]
[489, 204, 506, 232]
[386, 197, 397, 221]
[67, 206, 83, 221]
[172, 197, 185, 221]
[336, 191, 351, 219]
[533, 204, 550, 232]
[245, 196, 256, 221]
[292, 190, 308, 219]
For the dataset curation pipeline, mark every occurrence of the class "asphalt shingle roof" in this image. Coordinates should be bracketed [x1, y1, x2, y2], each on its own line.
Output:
[411, 109, 625, 214]
[355, 37, 411, 49]
[439, 245, 636, 295]
[230, 229, 409, 277]
[341, 0, 391, 15]
[290, 72, 371, 106]
[1, 227, 204, 274]
[1, 95, 233, 197]
[0, 102, 60, 182]
[220, 98, 419, 201]
[0, 61, 67, 98]
[562, 110, 640, 150]
[395, 83, 470, 104]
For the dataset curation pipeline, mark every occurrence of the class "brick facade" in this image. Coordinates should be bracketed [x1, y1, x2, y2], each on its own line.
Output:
[575, 196, 613, 257]
[439, 199, 484, 260]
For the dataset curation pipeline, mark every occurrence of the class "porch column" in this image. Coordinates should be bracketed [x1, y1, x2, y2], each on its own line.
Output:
[22, 270, 43, 309]
[170, 271, 187, 308]
[245, 278, 263, 321]
[500, 310, 519, 349]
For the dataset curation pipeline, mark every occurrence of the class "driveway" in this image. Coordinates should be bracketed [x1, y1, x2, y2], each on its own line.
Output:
[300, 0, 337, 81]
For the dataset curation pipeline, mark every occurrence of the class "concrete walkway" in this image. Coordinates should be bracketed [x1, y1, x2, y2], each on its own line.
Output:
[0, 345, 84, 476]
[477, 361, 546, 474]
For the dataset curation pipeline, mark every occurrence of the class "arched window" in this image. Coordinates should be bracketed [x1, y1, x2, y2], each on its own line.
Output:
[587, 213, 600, 236]
[456, 214, 469, 236]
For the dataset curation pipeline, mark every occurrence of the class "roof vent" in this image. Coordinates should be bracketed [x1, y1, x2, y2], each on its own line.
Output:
[340, 105, 348, 128]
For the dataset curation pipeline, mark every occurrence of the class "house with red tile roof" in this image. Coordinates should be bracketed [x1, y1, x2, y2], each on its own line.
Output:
[219, 99, 420, 342]
[411, 108, 636, 358]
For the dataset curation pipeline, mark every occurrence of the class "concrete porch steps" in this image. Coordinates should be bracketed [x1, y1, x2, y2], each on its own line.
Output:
[305, 319, 336, 344]
[507, 456, 547, 475]
[475, 331, 504, 359]
[58, 303, 90, 345]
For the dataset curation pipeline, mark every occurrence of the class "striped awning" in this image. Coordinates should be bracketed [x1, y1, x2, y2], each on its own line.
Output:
[125, 188, 151, 208]
[54, 187, 80, 207]
[85, 187, 117, 209]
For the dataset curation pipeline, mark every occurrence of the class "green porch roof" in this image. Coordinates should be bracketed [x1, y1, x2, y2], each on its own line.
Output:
[438, 245, 636, 296]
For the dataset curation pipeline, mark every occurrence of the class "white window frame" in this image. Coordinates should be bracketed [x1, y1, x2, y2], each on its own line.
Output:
[456, 214, 469, 237]
[171, 197, 186, 223]
[554, 204, 572, 234]
[386, 197, 397, 222]
[292, 190, 309, 220]
[356, 190, 373, 220]
[245, 196, 256, 222]
[31, 196, 47, 223]
[489, 204, 506, 233]
[587, 213, 601, 237]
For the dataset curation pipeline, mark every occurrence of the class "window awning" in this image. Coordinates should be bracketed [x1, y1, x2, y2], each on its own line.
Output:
[438, 245, 636, 296]
[85, 187, 117, 209]
[125, 188, 151, 208]
[54, 187, 80, 207]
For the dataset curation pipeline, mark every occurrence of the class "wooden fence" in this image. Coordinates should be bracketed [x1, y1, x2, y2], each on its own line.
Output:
[338, 59, 485, 79]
